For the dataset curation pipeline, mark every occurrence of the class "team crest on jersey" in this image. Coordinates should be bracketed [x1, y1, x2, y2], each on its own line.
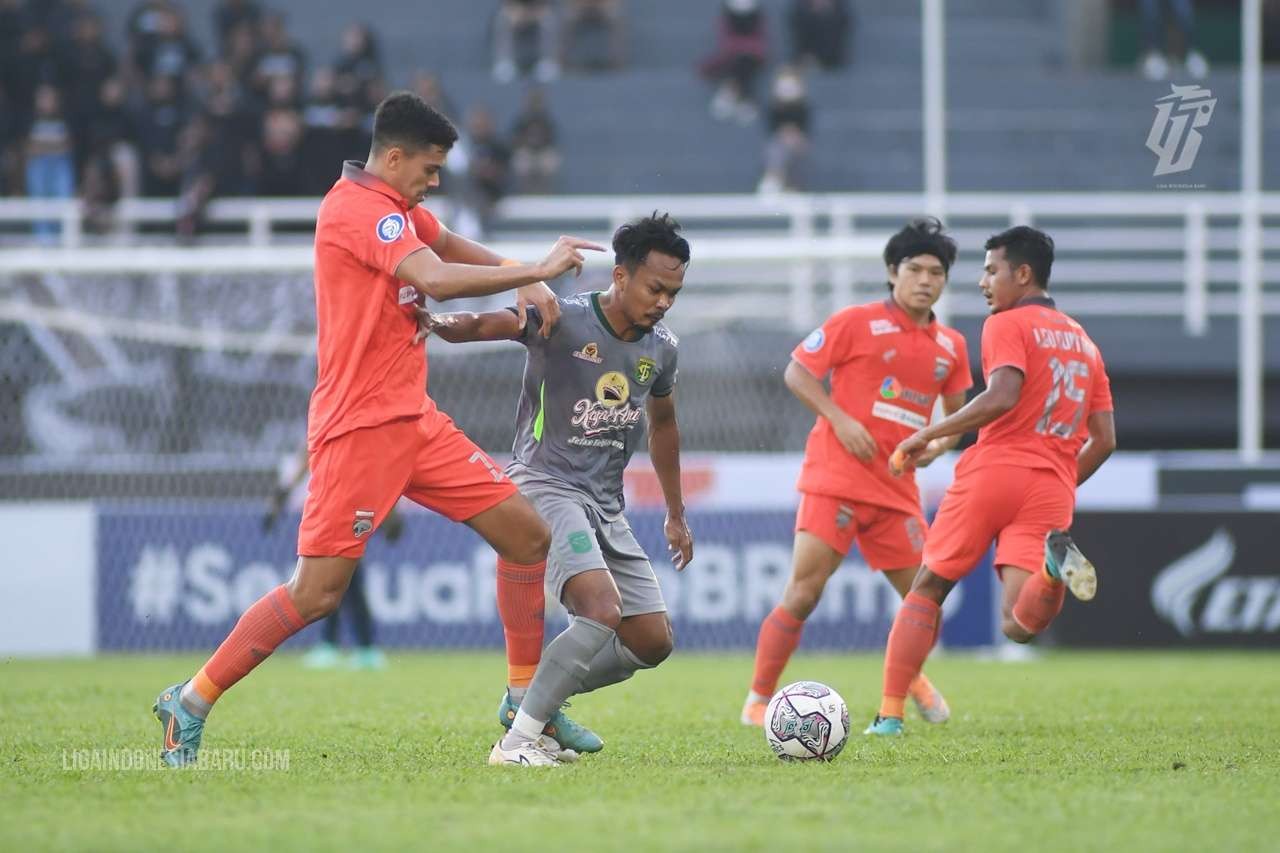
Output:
[352, 509, 375, 538]
[870, 319, 901, 336]
[934, 356, 951, 381]
[802, 328, 825, 352]
[634, 357, 657, 385]
[573, 342, 603, 364]
[595, 371, 631, 408]
[882, 348, 897, 363]
[376, 213, 405, 243]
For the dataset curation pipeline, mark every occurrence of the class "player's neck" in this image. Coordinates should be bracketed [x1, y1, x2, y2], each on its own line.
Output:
[597, 291, 643, 342]
[890, 295, 933, 328]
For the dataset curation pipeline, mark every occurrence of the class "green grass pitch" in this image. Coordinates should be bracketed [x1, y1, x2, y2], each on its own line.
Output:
[2, 650, 1277, 852]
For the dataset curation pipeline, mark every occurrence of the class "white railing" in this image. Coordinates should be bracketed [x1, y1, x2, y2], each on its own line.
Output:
[1, 192, 1278, 335]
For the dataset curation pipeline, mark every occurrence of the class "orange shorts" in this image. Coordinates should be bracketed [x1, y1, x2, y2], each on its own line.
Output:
[795, 492, 926, 571]
[298, 409, 517, 558]
[923, 464, 1073, 581]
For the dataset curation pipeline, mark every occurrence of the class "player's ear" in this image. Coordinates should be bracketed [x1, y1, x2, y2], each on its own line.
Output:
[613, 264, 627, 289]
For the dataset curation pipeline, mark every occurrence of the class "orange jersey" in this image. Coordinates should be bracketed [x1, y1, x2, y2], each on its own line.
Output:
[792, 298, 972, 514]
[960, 296, 1113, 492]
[307, 161, 442, 451]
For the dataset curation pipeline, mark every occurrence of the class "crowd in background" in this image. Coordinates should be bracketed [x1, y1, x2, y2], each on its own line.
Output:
[0, 0, 575, 239]
[4, 0, 1235, 239]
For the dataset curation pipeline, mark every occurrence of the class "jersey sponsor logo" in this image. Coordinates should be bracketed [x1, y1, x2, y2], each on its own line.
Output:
[870, 319, 901, 336]
[352, 509, 375, 538]
[934, 356, 951, 381]
[880, 376, 931, 407]
[397, 285, 417, 305]
[935, 331, 957, 356]
[375, 213, 405, 243]
[802, 329, 825, 352]
[595, 371, 631, 408]
[573, 342, 603, 364]
[568, 371, 643, 438]
[634, 357, 656, 385]
[871, 401, 928, 430]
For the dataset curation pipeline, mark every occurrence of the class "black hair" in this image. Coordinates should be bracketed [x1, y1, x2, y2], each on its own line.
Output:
[882, 216, 957, 292]
[984, 225, 1055, 289]
[371, 91, 458, 153]
[613, 212, 691, 272]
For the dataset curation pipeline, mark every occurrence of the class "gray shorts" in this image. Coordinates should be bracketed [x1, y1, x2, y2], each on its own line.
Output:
[523, 485, 667, 618]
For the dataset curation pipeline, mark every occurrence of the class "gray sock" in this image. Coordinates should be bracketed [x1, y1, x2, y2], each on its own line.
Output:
[578, 633, 654, 694]
[519, 615, 615, 726]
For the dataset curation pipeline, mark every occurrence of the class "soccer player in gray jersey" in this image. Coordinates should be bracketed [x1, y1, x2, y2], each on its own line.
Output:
[423, 214, 694, 765]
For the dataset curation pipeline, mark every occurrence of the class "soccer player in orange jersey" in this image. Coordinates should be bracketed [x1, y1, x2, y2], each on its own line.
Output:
[741, 218, 972, 727]
[865, 225, 1117, 736]
[152, 92, 607, 766]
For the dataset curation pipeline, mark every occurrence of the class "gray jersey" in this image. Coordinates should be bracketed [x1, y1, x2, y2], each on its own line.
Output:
[507, 292, 679, 515]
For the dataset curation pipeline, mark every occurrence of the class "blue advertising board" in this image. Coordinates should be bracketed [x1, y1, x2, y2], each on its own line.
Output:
[98, 503, 995, 651]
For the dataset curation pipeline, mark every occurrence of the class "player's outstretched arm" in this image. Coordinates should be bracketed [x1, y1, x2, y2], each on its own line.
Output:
[894, 366, 1023, 468]
[1076, 410, 1116, 486]
[394, 235, 604, 302]
[913, 391, 969, 468]
[783, 358, 876, 462]
[416, 309, 524, 344]
[647, 393, 693, 571]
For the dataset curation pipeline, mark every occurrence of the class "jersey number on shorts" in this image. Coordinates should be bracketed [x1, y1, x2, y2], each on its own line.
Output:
[469, 451, 505, 483]
[1035, 357, 1089, 439]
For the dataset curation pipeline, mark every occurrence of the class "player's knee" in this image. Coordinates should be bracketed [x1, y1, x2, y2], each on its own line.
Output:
[635, 619, 674, 666]
[506, 519, 551, 566]
[575, 595, 622, 631]
[297, 586, 343, 623]
[781, 579, 823, 620]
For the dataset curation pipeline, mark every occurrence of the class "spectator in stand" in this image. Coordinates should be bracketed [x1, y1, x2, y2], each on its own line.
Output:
[411, 70, 460, 119]
[80, 148, 121, 234]
[62, 12, 118, 171]
[253, 12, 307, 100]
[561, 0, 626, 72]
[788, 0, 851, 70]
[302, 67, 361, 194]
[699, 0, 768, 124]
[213, 0, 261, 51]
[509, 86, 561, 193]
[7, 20, 63, 134]
[493, 0, 560, 83]
[86, 76, 140, 201]
[758, 66, 811, 194]
[222, 19, 260, 88]
[201, 60, 258, 196]
[460, 105, 511, 235]
[1139, 0, 1209, 80]
[137, 74, 185, 196]
[335, 23, 382, 89]
[255, 106, 306, 196]
[24, 84, 76, 241]
[129, 3, 201, 94]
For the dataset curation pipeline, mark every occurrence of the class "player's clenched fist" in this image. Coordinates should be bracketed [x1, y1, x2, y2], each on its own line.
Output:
[537, 235, 606, 280]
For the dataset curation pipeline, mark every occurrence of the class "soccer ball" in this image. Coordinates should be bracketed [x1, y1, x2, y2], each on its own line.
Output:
[764, 681, 850, 761]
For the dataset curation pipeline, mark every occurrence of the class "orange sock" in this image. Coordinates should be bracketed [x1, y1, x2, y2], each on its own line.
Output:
[496, 558, 545, 689]
[880, 592, 940, 719]
[1011, 570, 1066, 635]
[750, 605, 805, 698]
[190, 585, 305, 708]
